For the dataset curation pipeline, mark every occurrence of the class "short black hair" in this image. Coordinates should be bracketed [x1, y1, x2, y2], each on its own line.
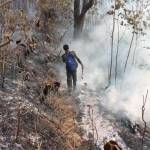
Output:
[20, 43, 26, 48]
[16, 40, 21, 45]
[63, 44, 69, 50]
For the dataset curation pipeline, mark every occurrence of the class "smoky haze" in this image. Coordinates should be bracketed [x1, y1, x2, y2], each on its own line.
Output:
[70, 13, 150, 123]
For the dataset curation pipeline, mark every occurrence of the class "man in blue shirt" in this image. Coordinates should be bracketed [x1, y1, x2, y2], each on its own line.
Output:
[62, 44, 83, 92]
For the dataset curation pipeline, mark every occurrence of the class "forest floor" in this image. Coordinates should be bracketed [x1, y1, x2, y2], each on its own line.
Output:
[76, 88, 150, 150]
[1, 38, 150, 150]
[0, 45, 97, 150]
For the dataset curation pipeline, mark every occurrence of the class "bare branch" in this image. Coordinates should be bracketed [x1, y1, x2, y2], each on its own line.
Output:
[141, 90, 148, 150]
[0, 39, 11, 48]
[132, 34, 138, 65]
[0, 0, 12, 8]
[124, 31, 135, 72]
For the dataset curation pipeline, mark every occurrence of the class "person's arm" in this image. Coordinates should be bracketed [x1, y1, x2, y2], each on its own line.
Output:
[73, 51, 84, 71]
[62, 54, 66, 63]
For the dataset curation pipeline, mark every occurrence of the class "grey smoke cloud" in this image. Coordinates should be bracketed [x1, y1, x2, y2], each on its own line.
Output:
[70, 14, 150, 123]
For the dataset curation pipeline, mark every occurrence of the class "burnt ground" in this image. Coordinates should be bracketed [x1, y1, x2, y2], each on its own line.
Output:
[75, 89, 150, 150]
[99, 106, 150, 150]
[0, 46, 95, 150]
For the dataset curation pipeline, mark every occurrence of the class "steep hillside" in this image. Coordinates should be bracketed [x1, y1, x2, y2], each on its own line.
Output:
[0, 1, 85, 149]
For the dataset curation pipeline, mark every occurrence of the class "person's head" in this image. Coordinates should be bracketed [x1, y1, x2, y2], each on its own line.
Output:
[63, 44, 69, 52]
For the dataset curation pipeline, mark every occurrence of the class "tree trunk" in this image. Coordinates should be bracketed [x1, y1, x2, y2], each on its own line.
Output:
[74, 0, 94, 39]
[109, 3, 116, 85]
[74, 16, 85, 39]
[124, 31, 135, 72]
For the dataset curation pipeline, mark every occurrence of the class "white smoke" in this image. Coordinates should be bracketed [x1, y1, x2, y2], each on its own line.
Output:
[69, 2, 150, 123]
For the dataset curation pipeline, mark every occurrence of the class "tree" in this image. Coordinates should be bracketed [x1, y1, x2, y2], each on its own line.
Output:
[37, 0, 72, 46]
[106, 0, 148, 84]
[74, 0, 94, 39]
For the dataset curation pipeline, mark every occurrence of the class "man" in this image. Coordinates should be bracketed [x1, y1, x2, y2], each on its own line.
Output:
[62, 44, 83, 92]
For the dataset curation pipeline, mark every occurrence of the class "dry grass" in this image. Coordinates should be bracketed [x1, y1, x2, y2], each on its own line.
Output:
[39, 96, 82, 149]
[0, 1, 90, 149]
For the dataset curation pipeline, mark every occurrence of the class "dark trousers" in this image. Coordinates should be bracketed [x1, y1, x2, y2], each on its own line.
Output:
[66, 69, 77, 91]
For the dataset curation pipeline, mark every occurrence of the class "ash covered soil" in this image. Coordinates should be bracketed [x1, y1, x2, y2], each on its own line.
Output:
[76, 88, 150, 150]
[1, 40, 150, 150]
[0, 46, 87, 150]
